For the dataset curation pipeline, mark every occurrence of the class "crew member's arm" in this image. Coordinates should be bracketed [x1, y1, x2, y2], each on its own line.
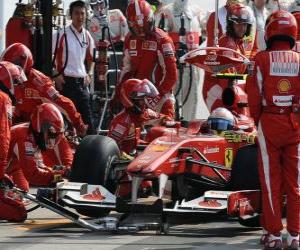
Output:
[17, 140, 62, 187]
[29, 69, 87, 135]
[0, 97, 11, 179]
[157, 36, 178, 95]
[245, 55, 263, 125]
[85, 30, 96, 86]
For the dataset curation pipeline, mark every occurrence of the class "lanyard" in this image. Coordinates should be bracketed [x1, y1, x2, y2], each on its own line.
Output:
[70, 26, 87, 48]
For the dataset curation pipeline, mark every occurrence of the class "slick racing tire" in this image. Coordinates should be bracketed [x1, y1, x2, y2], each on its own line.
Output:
[230, 144, 260, 191]
[70, 135, 120, 217]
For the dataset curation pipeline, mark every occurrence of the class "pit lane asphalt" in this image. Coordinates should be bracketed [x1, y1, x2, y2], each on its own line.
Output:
[0, 190, 264, 250]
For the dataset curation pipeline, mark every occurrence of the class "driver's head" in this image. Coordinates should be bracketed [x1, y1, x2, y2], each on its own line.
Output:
[30, 103, 65, 151]
[208, 108, 235, 134]
[126, 0, 155, 38]
[120, 78, 159, 115]
[226, 4, 253, 39]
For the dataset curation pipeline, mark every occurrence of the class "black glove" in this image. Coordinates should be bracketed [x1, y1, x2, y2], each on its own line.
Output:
[52, 165, 65, 171]
[52, 165, 71, 179]
[0, 174, 14, 189]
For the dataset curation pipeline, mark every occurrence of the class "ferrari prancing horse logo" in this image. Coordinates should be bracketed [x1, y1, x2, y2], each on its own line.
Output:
[225, 148, 233, 169]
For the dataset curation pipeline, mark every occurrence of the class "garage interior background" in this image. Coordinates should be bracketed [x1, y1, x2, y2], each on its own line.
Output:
[0, 0, 226, 52]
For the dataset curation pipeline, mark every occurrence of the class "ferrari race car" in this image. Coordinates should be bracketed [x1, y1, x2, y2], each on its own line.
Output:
[18, 46, 263, 234]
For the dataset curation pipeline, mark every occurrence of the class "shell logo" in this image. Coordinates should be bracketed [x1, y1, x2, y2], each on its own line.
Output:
[277, 79, 291, 93]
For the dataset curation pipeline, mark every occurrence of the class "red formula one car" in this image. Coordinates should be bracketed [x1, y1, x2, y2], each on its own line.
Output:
[18, 47, 262, 233]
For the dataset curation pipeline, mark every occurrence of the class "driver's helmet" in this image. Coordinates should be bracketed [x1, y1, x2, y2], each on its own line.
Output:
[208, 108, 235, 133]
[30, 103, 65, 151]
[120, 78, 159, 114]
[0, 43, 34, 74]
[0, 61, 27, 98]
[126, 0, 155, 37]
[226, 4, 253, 38]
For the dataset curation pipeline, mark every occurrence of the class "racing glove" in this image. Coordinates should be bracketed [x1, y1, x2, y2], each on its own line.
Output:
[52, 171, 64, 183]
[76, 123, 88, 137]
[0, 174, 14, 190]
[52, 165, 71, 179]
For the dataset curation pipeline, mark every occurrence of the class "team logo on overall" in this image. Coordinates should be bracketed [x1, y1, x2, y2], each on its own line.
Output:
[270, 51, 299, 76]
[130, 40, 137, 49]
[142, 41, 157, 50]
[277, 79, 291, 93]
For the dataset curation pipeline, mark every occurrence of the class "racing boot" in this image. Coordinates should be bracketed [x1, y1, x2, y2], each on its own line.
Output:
[260, 229, 270, 245]
[286, 232, 299, 250]
[264, 233, 283, 250]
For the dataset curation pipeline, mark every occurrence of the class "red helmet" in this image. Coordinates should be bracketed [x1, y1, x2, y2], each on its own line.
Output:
[1, 43, 34, 73]
[126, 0, 154, 37]
[0, 61, 27, 96]
[265, 10, 297, 49]
[120, 78, 159, 113]
[227, 4, 253, 24]
[226, 4, 253, 38]
[293, 12, 300, 40]
[30, 103, 65, 150]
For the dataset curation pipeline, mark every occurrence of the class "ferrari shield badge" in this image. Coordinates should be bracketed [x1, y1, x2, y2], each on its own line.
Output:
[225, 148, 233, 169]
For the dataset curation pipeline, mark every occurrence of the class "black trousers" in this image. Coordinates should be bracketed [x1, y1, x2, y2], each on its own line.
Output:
[62, 76, 95, 134]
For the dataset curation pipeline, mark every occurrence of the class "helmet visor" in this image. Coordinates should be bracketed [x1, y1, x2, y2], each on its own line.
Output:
[208, 118, 234, 132]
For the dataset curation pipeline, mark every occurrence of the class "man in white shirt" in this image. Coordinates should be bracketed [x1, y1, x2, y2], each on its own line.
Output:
[53, 0, 96, 134]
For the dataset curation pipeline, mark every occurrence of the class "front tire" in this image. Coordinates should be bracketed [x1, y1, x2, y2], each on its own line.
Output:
[70, 135, 120, 217]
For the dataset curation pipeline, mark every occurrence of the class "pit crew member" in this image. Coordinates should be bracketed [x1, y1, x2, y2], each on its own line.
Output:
[0, 43, 87, 136]
[6, 103, 72, 192]
[52, 0, 95, 134]
[87, 0, 128, 48]
[155, 0, 204, 120]
[246, 10, 300, 250]
[108, 78, 169, 154]
[112, 0, 178, 119]
[203, 4, 257, 112]
[0, 61, 27, 222]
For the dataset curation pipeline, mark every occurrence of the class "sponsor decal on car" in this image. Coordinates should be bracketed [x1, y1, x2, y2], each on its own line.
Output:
[225, 148, 233, 169]
[82, 187, 105, 201]
[151, 144, 170, 152]
[198, 199, 222, 208]
[203, 146, 219, 154]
